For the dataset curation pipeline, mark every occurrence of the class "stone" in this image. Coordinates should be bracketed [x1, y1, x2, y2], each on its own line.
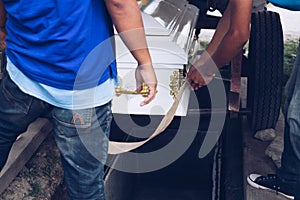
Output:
[254, 128, 276, 142]
[265, 135, 284, 168]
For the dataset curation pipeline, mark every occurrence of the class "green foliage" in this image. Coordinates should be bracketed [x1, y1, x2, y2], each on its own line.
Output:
[199, 40, 209, 50]
[281, 39, 299, 107]
[44, 152, 59, 177]
[283, 39, 299, 85]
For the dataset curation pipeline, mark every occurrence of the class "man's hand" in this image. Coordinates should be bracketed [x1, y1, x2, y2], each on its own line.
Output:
[187, 65, 215, 90]
[135, 63, 157, 106]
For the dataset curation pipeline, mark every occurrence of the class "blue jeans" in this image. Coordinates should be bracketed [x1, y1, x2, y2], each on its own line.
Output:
[0, 69, 112, 200]
[277, 41, 300, 198]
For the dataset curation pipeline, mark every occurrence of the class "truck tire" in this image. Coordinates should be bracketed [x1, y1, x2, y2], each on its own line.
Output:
[247, 11, 284, 132]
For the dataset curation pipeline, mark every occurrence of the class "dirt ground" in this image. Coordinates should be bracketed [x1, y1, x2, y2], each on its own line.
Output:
[0, 133, 65, 200]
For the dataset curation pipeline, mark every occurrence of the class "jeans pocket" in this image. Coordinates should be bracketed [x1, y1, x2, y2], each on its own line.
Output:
[1, 72, 33, 114]
[52, 108, 92, 137]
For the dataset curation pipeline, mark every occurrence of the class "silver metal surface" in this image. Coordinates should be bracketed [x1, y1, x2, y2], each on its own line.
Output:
[171, 4, 199, 50]
[140, 0, 199, 52]
[141, 0, 185, 33]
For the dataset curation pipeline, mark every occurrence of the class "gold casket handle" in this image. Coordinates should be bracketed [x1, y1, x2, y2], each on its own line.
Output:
[115, 83, 150, 98]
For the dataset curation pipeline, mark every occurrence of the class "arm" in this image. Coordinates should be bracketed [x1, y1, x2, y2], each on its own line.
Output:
[210, 0, 252, 68]
[0, 0, 6, 50]
[105, 0, 157, 106]
[187, 0, 252, 90]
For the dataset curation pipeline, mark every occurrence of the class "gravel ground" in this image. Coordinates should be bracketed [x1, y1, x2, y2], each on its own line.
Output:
[0, 133, 64, 200]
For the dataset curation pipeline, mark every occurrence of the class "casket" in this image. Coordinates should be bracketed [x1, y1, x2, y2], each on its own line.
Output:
[111, 0, 199, 116]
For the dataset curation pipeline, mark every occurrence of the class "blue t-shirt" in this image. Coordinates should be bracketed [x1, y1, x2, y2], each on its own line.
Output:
[3, 0, 117, 90]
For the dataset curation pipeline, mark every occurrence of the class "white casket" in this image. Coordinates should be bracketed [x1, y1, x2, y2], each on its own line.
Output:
[112, 0, 199, 116]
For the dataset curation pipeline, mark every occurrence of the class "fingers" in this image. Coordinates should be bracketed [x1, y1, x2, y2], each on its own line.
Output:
[140, 83, 157, 106]
[187, 68, 204, 90]
[187, 66, 200, 90]
[135, 83, 142, 93]
[135, 64, 157, 106]
[187, 66, 214, 90]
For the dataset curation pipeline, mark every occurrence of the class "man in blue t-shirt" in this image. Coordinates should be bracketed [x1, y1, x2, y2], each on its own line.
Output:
[0, 0, 157, 199]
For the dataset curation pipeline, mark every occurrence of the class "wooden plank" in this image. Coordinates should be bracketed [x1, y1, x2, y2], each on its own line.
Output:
[0, 118, 52, 194]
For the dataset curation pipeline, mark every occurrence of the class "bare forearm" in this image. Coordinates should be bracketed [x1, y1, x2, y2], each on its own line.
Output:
[105, 0, 152, 66]
[187, 0, 252, 90]
[211, 28, 249, 68]
[198, 0, 251, 72]
[211, 0, 251, 68]
[192, 5, 231, 69]
[205, 6, 231, 56]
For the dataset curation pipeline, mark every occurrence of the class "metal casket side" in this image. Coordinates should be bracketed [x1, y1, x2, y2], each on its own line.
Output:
[112, 1, 199, 116]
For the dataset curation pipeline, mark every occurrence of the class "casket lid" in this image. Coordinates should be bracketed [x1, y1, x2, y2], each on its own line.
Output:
[115, 0, 199, 65]
[140, 0, 186, 36]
